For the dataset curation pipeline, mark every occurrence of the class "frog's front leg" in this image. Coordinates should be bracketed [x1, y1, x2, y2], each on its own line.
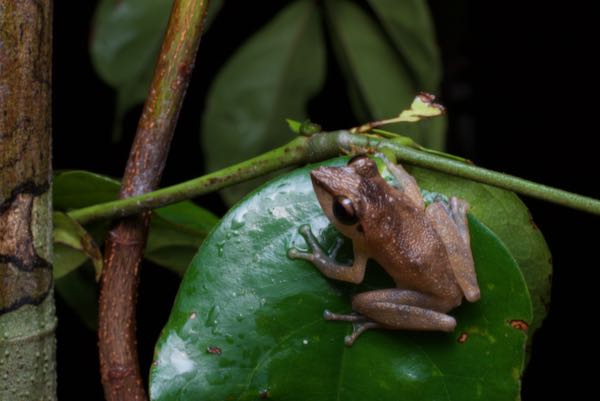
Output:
[336, 289, 457, 346]
[288, 225, 368, 284]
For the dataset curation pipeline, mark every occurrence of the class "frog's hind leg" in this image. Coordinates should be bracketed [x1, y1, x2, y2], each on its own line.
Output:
[321, 310, 383, 346]
[327, 289, 457, 346]
[447, 197, 471, 246]
[426, 199, 480, 302]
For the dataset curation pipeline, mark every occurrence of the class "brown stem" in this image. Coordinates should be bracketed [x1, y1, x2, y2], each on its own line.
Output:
[97, 1, 210, 400]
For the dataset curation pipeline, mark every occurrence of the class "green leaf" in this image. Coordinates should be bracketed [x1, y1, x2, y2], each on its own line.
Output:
[146, 203, 219, 275]
[286, 118, 302, 134]
[90, 0, 223, 139]
[407, 167, 552, 339]
[366, 0, 442, 91]
[54, 170, 218, 274]
[53, 170, 220, 327]
[395, 92, 445, 122]
[53, 212, 103, 280]
[55, 265, 99, 331]
[150, 158, 532, 401]
[325, 0, 445, 149]
[202, 0, 326, 205]
[54, 170, 121, 210]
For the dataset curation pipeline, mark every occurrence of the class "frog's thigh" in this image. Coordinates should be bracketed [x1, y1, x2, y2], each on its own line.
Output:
[352, 289, 456, 332]
[426, 202, 480, 302]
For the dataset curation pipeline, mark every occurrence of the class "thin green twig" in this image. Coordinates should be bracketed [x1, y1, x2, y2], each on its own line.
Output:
[67, 131, 600, 225]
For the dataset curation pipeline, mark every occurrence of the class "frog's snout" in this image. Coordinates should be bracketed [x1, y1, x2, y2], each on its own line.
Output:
[309, 167, 330, 188]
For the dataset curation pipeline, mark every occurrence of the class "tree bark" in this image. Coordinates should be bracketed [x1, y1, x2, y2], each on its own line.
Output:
[0, 1, 56, 400]
[97, 1, 209, 400]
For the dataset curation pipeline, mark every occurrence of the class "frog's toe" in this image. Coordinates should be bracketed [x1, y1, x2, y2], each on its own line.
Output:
[344, 335, 355, 347]
[287, 248, 300, 259]
[287, 247, 314, 262]
[298, 224, 312, 236]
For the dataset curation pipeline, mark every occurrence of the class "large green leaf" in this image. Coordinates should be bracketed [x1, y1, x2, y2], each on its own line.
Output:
[325, 0, 445, 149]
[201, 0, 326, 205]
[90, 0, 223, 139]
[366, 0, 441, 90]
[407, 167, 552, 339]
[150, 158, 532, 401]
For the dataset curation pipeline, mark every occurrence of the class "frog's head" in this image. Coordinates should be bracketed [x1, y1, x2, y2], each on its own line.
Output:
[310, 156, 379, 240]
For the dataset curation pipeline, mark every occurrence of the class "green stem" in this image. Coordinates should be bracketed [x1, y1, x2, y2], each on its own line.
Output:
[334, 131, 600, 215]
[67, 131, 600, 224]
[68, 137, 311, 225]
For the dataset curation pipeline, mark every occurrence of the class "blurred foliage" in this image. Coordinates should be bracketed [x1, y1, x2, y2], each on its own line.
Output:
[90, 0, 224, 140]
[90, 0, 444, 202]
[52, 170, 219, 327]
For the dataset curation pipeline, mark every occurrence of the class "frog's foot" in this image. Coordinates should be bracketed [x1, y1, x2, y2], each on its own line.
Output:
[287, 225, 344, 263]
[322, 309, 380, 346]
[346, 322, 381, 346]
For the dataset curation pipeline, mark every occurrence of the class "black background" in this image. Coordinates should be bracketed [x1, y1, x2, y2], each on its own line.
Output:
[53, 1, 599, 400]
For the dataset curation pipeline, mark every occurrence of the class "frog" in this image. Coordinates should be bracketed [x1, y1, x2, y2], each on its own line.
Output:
[288, 155, 480, 346]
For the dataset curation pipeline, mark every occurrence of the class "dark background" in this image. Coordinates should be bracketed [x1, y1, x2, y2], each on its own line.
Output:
[53, 1, 599, 400]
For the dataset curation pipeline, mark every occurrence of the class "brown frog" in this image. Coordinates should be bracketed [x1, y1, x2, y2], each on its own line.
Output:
[288, 156, 480, 346]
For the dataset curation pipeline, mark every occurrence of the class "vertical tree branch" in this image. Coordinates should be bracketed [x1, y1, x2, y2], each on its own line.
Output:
[0, 1, 56, 400]
[98, 1, 210, 400]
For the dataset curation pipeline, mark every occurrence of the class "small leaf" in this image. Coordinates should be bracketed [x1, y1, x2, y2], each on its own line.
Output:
[354, 92, 445, 133]
[53, 212, 103, 280]
[53, 245, 88, 280]
[286, 118, 302, 134]
[326, 0, 445, 149]
[53, 170, 219, 275]
[55, 265, 99, 331]
[90, 0, 223, 139]
[146, 202, 220, 275]
[153, 201, 219, 234]
[54, 170, 120, 210]
[150, 158, 532, 401]
[396, 92, 445, 122]
[202, 0, 326, 205]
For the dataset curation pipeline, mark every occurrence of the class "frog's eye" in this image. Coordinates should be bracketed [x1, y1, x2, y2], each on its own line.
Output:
[332, 196, 358, 225]
[347, 155, 378, 178]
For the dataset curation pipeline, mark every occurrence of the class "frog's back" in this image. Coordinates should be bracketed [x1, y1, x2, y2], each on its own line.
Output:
[361, 187, 462, 303]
